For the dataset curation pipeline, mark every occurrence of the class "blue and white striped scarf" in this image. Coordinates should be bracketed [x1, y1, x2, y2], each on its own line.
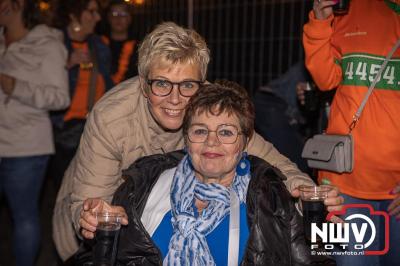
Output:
[163, 154, 251, 266]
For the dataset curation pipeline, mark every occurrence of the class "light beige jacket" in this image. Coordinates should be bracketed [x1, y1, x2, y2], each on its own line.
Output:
[53, 77, 313, 260]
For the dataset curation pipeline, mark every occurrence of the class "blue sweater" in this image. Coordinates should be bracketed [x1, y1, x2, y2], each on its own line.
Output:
[152, 203, 249, 265]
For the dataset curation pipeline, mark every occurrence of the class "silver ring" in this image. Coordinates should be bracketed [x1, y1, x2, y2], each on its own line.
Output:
[317, 0, 321, 3]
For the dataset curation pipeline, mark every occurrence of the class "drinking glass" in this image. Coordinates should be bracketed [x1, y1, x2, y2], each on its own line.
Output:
[75, 48, 93, 70]
[93, 212, 122, 266]
[80, 61, 94, 70]
[299, 185, 332, 241]
[303, 82, 319, 112]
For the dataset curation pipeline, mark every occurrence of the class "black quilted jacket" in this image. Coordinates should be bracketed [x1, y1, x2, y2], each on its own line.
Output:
[75, 151, 334, 266]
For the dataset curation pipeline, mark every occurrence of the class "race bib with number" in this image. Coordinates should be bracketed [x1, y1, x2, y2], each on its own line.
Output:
[341, 53, 400, 90]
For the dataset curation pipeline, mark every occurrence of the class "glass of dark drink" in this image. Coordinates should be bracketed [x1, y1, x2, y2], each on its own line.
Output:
[93, 212, 123, 266]
[303, 82, 319, 112]
[332, 0, 350, 15]
[299, 185, 332, 241]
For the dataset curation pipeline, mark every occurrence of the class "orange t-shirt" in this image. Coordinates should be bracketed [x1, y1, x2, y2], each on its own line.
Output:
[64, 42, 106, 121]
[303, 0, 400, 200]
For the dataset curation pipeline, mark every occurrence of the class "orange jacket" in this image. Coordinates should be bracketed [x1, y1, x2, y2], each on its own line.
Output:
[303, 0, 400, 200]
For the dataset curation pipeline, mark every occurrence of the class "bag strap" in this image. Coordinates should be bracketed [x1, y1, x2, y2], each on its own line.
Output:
[87, 44, 99, 112]
[227, 189, 240, 266]
[348, 38, 400, 133]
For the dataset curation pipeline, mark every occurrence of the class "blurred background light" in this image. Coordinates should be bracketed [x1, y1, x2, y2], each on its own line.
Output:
[39, 1, 50, 11]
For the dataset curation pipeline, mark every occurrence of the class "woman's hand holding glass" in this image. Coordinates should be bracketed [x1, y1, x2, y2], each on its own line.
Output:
[291, 185, 344, 223]
[79, 198, 128, 239]
[67, 49, 93, 69]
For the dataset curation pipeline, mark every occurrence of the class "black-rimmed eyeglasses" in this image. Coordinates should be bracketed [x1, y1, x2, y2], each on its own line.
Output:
[187, 124, 242, 144]
[146, 79, 203, 97]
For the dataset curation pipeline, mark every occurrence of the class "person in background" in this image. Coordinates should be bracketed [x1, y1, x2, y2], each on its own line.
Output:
[102, 0, 138, 83]
[303, 0, 400, 265]
[254, 62, 335, 178]
[53, 22, 343, 262]
[97, 0, 111, 11]
[78, 81, 335, 265]
[0, 0, 69, 265]
[254, 62, 311, 174]
[296, 81, 335, 137]
[48, 0, 114, 190]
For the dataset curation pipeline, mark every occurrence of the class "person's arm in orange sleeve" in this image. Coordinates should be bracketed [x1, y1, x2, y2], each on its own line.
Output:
[303, 0, 342, 91]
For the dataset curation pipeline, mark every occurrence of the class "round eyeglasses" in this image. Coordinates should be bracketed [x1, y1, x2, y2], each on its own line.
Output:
[146, 79, 203, 97]
[187, 124, 242, 144]
[110, 11, 130, 18]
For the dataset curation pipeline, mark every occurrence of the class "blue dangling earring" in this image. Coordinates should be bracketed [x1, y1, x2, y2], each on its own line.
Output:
[236, 152, 250, 176]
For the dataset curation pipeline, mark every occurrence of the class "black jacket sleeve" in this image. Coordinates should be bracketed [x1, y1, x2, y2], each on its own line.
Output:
[243, 156, 335, 266]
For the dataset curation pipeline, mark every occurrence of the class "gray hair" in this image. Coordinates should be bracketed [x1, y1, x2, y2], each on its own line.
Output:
[138, 22, 210, 81]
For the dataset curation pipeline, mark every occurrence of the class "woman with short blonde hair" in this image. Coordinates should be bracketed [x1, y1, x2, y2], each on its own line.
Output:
[138, 22, 210, 81]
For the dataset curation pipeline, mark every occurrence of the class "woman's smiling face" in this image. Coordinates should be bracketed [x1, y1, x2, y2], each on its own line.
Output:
[187, 110, 245, 183]
[143, 62, 202, 131]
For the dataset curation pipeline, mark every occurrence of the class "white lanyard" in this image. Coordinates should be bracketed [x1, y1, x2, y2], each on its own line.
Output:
[227, 189, 240, 266]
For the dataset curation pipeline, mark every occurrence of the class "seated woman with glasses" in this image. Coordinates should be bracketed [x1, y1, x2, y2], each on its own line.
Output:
[76, 81, 334, 265]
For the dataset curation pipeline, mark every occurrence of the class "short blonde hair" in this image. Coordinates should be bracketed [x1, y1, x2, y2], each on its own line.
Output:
[138, 22, 210, 81]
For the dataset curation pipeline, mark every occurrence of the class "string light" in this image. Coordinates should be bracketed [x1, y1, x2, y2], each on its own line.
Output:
[121, 0, 145, 5]
[131, 0, 144, 5]
[39, 1, 50, 11]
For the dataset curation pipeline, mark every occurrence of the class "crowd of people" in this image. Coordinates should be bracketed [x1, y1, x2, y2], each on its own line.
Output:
[0, 0, 399, 265]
